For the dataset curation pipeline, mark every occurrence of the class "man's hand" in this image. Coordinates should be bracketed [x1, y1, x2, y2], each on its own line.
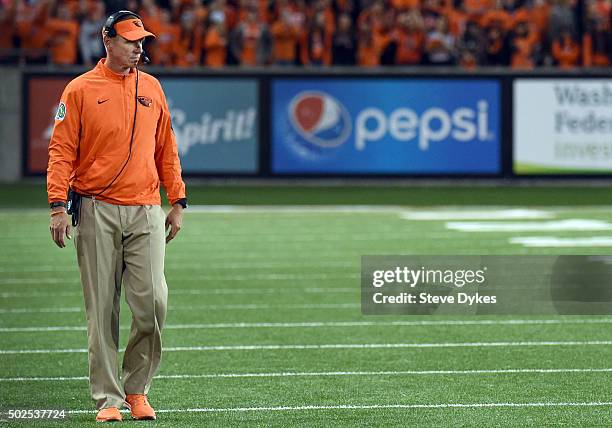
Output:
[165, 204, 184, 243]
[49, 208, 71, 248]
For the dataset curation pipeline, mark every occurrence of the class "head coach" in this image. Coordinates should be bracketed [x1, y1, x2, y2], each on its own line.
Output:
[46, 10, 187, 423]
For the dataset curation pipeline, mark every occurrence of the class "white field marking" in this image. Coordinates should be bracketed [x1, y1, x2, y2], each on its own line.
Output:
[0, 273, 360, 285]
[446, 219, 612, 232]
[401, 209, 554, 221]
[0, 273, 359, 285]
[0, 307, 83, 314]
[510, 236, 612, 248]
[5, 205, 612, 216]
[2, 318, 612, 333]
[178, 234, 429, 243]
[0, 303, 361, 314]
[185, 205, 413, 214]
[0, 287, 356, 298]
[59, 401, 612, 414]
[4, 368, 612, 382]
[0, 261, 357, 274]
[2, 340, 612, 354]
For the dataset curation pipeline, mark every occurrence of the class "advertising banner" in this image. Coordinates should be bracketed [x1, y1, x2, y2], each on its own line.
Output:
[26, 76, 72, 174]
[514, 79, 612, 174]
[160, 78, 258, 174]
[272, 79, 500, 174]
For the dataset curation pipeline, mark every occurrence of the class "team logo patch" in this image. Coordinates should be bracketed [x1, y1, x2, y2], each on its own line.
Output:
[55, 102, 66, 121]
[133, 20, 143, 27]
[137, 96, 152, 107]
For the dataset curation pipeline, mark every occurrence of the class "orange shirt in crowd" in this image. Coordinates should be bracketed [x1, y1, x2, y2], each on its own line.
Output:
[357, 32, 389, 66]
[240, 22, 262, 65]
[224, 4, 239, 30]
[391, 0, 420, 10]
[46, 18, 79, 64]
[306, 5, 335, 34]
[0, 2, 16, 50]
[357, 11, 383, 39]
[174, 28, 202, 67]
[511, 34, 538, 69]
[529, 0, 550, 38]
[153, 22, 180, 65]
[480, 8, 510, 30]
[270, 20, 299, 62]
[203, 26, 227, 66]
[463, 0, 494, 19]
[445, 7, 468, 36]
[47, 59, 185, 206]
[139, 7, 163, 37]
[582, 33, 611, 67]
[16, 1, 49, 53]
[394, 29, 425, 65]
[594, 0, 611, 21]
[552, 34, 580, 68]
[459, 51, 478, 69]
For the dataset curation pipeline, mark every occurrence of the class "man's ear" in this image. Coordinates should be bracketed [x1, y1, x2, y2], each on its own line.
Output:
[101, 30, 111, 50]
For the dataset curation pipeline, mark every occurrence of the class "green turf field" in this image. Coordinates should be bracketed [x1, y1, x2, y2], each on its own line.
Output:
[1, 196, 612, 426]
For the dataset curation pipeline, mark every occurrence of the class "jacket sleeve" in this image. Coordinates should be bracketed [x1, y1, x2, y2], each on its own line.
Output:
[47, 82, 81, 204]
[154, 81, 186, 205]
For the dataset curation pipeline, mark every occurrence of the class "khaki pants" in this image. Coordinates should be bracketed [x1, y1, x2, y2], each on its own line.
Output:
[74, 197, 168, 410]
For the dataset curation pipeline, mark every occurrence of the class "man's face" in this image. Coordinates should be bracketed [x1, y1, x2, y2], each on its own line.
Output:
[106, 34, 144, 68]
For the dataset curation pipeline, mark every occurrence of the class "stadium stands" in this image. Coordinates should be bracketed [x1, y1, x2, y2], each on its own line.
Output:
[0, 0, 609, 67]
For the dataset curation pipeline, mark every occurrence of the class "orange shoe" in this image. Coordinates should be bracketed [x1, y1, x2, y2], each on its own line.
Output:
[125, 394, 156, 420]
[96, 407, 122, 422]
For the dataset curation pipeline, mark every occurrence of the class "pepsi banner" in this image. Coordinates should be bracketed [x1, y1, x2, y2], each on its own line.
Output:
[160, 78, 258, 174]
[272, 79, 500, 174]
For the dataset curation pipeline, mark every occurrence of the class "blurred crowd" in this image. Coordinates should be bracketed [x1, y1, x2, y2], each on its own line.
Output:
[0, 0, 610, 68]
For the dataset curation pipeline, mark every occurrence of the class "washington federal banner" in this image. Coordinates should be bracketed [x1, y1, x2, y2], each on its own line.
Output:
[514, 78, 612, 174]
[159, 78, 258, 174]
[271, 79, 500, 174]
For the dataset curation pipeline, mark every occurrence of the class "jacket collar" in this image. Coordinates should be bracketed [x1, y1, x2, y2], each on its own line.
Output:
[95, 59, 136, 82]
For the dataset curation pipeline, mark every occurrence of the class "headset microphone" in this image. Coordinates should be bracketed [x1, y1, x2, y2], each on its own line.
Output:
[141, 50, 151, 64]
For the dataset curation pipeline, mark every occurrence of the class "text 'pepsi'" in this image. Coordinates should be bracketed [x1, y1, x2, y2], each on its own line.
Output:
[355, 101, 491, 151]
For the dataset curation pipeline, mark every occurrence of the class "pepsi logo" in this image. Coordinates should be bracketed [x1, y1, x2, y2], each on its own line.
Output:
[288, 91, 351, 149]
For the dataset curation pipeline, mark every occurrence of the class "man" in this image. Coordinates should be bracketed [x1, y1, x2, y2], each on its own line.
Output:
[47, 10, 186, 423]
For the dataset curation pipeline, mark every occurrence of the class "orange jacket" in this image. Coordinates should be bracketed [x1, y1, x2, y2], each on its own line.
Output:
[47, 59, 185, 206]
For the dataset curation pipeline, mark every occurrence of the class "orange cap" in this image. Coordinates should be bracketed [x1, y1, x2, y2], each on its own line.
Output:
[115, 18, 156, 41]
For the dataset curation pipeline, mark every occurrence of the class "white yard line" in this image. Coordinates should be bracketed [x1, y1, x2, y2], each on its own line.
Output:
[3, 368, 612, 382]
[0, 287, 356, 298]
[0, 273, 359, 285]
[56, 401, 612, 414]
[1, 318, 612, 333]
[0, 303, 360, 314]
[446, 219, 612, 232]
[401, 209, 554, 220]
[0, 307, 83, 314]
[5, 205, 612, 216]
[1, 340, 612, 354]
[510, 236, 612, 247]
[0, 261, 357, 273]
